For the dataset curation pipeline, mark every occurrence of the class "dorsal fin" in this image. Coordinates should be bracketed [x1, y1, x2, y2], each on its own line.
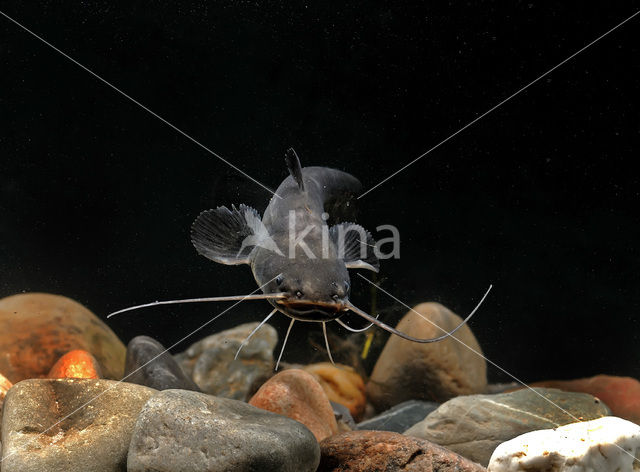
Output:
[285, 148, 305, 191]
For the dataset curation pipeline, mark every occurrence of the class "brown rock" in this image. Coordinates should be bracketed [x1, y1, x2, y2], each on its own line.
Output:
[303, 362, 367, 421]
[249, 368, 338, 441]
[47, 349, 103, 379]
[367, 302, 487, 411]
[1, 378, 156, 472]
[318, 430, 487, 472]
[0, 293, 125, 382]
[529, 375, 640, 424]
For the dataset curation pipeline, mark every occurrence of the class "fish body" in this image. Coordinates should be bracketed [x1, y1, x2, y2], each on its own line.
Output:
[191, 149, 379, 323]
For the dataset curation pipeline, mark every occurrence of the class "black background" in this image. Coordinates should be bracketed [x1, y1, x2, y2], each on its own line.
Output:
[1, 2, 638, 383]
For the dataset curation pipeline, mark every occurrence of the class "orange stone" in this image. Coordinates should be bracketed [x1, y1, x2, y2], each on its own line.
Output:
[0, 293, 126, 382]
[0, 372, 12, 415]
[304, 362, 367, 421]
[530, 375, 640, 424]
[249, 368, 338, 441]
[48, 349, 103, 379]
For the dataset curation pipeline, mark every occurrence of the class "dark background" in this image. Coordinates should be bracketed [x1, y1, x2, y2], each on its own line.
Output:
[1, 2, 638, 383]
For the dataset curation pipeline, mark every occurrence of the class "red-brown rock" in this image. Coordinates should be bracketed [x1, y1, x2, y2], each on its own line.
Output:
[249, 368, 338, 441]
[47, 349, 103, 379]
[0, 293, 125, 382]
[530, 375, 640, 424]
[318, 430, 487, 471]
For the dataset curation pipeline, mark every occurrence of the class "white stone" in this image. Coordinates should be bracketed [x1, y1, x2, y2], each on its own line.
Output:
[488, 416, 640, 472]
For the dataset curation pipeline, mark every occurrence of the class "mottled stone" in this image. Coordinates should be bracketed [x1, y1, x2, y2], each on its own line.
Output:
[357, 399, 440, 433]
[174, 321, 277, 401]
[1, 378, 156, 472]
[405, 388, 612, 466]
[367, 302, 487, 411]
[0, 293, 126, 381]
[124, 335, 200, 391]
[249, 369, 338, 441]
[530, 375, 640, 424]
[319, 430, 487, 471]
[47, 349, 102, 379]
[127, 389, 320, 472]
[488, 416, 640, 471]
[304, 362, 367, 421]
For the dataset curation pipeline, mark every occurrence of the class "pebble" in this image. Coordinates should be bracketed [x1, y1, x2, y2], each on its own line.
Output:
[331, 400, 356, 432]
[124, 335, 200, 391]
[1, 378, 156, 472]
[0, 371, 12, 417]
[404, 387, 612, 466]
[488, 416, 640, 471]
[304, 362, 367, 421]
[249, 368, 339, 441]
[47, 349, 102, 379]
[0, 293, 126, 381]
[319, 430, 487, 471]
[366, 302, 487, 411]
[530, 374, 640, 424]
[175, 321, 277, 400]
[127, 389, 320, 472]
[356, 399, 440, 433]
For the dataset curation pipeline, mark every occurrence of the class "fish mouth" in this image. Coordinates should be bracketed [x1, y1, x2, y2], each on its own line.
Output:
[274, 299, 346, 321]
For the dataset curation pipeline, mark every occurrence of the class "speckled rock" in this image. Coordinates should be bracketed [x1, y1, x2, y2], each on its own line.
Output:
[127, 389, 320, 472]
[319, 430, 487, 471]
[367, 302, 487, 411]
[47, 349, 102, 379]
[488, 416, 640, 471]
[249, 368, 338, 441]
[356, 399, 440, 433]
[0, 293, 126, 382]
[175, 321, 277, 401]
[405, 388, 612, 466]
[529, 375, 640, 424]
[304, 362, 367, 421]
[1, 378, 156, 472]
[124, 335, 200, 391]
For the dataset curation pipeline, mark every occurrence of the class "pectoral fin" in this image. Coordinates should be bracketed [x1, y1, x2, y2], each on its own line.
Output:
[330, 222, 380, 272]
[191, 204, 268, 265]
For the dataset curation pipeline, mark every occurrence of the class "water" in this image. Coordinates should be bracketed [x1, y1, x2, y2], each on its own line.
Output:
[1, 2, 639, 385]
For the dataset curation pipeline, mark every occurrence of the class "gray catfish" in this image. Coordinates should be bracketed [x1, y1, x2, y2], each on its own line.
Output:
[110, 149, 489, 368]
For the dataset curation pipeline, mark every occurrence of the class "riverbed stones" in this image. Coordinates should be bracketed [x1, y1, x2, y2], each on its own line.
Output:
[0, 378, 156, 472]
[356, 399, 440, 433]
[303, 362, 367, 421]
[530, 374, 640, 424]
[318, 430, 487, 472]
[367, 302, 487, 411]
[249, 368, 339, 441]
[488, 416, 640, 472]
[174, 321, 277, 400]
[0, 293, 126, 381]
[127, 389, 320, 472]
[124, 335, 200, 391]
[404, 387, 612, 466]
[47, 349, 103, 379]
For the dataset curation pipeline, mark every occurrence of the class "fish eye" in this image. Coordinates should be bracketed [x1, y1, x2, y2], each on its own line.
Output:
[296, 291, 303, 298]
[275, 274, 284, 286]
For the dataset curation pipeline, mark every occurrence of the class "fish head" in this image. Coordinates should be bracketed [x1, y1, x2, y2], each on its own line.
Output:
[252, 250, 351, 322]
